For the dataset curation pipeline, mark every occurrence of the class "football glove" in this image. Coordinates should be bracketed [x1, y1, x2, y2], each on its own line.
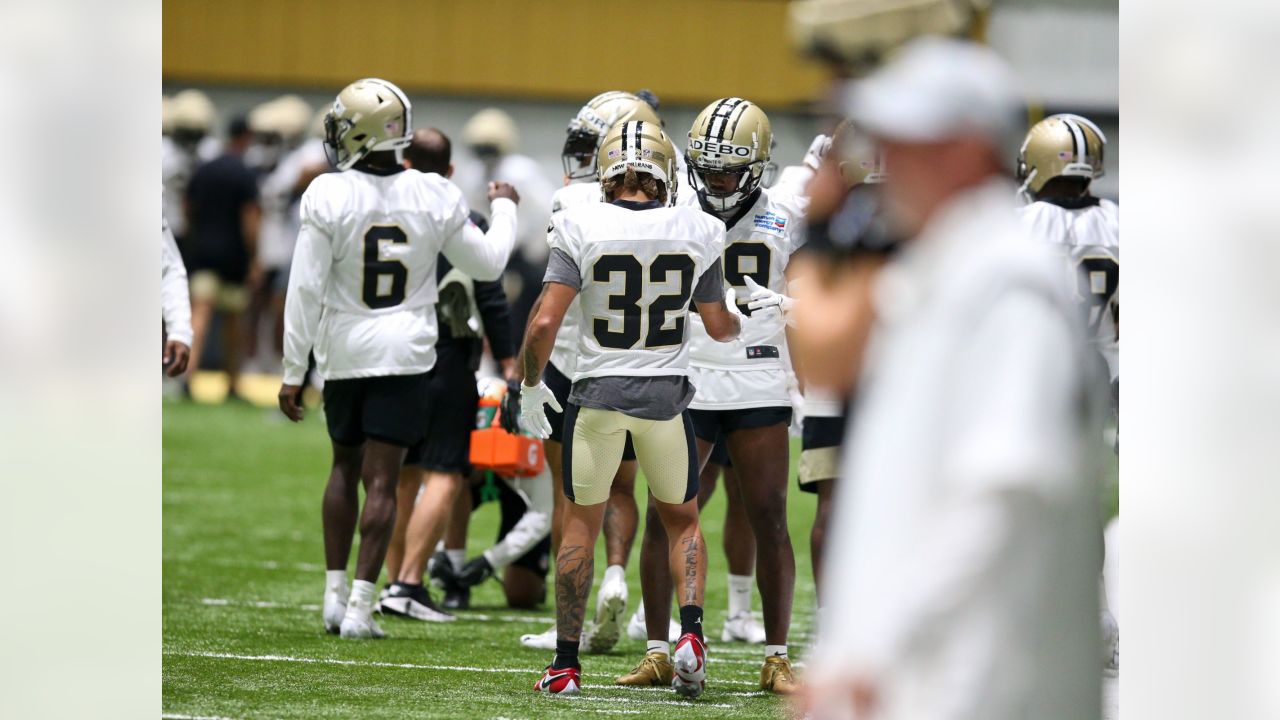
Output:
[499, 379, 522, 434]
[743, 276, 796, 328]
[518, 380, 562, 440]
[456, 555, 495, 588]
[802, 133, 833, 172]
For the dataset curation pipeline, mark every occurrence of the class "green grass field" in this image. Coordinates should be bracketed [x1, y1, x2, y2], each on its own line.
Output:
[163, 401, 819, 719]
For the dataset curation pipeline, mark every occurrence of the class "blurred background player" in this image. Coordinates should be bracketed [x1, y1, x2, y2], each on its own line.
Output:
[182, 114, 261, 399]
[1015, 111, 1120, 671]
[162, 215, 192, 378]
[520, 90, 668, 654]
[277, 78, 516, 640]
[628, 97, 804, 695]
[454, 108, 557, 336]
[805, 38, 1104, 720]
[163, 89, 220, 246]
[378, 127, 523, 622]
[243, 95, 322, 373]
[520, 120, 743, 697]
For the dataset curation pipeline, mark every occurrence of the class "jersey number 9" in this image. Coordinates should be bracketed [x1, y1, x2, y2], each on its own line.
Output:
[362, 226, 409, 309]
[724, 242, 771, 316]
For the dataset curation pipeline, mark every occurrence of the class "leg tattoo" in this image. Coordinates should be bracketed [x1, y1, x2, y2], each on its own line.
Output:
[555, 544, 594, 642]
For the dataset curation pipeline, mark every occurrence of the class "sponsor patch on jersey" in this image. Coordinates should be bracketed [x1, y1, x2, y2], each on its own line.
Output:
[752, 211, 788, 235]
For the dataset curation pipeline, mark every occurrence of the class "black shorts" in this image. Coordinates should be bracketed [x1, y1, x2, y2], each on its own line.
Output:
[404, 348, 478, 472]
[322, 373, 432, 448]
[689, 406, 793, 444]
[498, 480, 551, 577]
[706, 436, 732, 468]
[545, 362, 635, 460]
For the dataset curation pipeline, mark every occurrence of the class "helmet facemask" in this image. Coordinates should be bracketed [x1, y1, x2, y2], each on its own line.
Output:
[687, 157, 765, 213]
[561, 126, 600, 181]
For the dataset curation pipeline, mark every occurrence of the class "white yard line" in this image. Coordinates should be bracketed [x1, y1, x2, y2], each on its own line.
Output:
[161, 714, 240, 720]
[194, 598, 551, 624]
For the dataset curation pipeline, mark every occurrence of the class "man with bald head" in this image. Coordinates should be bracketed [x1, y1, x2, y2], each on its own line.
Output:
[378, 128, 531, 619]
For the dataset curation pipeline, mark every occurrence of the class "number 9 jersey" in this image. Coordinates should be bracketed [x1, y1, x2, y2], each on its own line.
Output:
[548, 201, 725, 381]
[282, 168, 516, 384]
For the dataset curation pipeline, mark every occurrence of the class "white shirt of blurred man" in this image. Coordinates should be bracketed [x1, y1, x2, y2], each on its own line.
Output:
[807, 38, 1104, 720]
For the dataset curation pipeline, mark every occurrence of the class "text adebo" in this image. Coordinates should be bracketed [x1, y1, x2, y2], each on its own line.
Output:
[689, 138, 752, 157]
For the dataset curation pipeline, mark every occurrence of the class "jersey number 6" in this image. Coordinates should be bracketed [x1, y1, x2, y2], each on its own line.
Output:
[591, 253, 695, 350]
[362, 225, 409, 309]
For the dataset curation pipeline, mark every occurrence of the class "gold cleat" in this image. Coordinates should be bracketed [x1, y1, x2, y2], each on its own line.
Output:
[615, 651, 674, 686]
[760, 655, 798, 695]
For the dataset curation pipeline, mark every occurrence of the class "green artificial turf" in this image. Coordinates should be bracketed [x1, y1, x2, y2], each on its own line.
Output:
[163, 401, 818, 719]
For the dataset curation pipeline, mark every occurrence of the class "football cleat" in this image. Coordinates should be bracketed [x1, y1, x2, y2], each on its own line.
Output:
[521, 625, 559, 650]
[671, 633, 708, 699]
[721, 611, 767, 644]
[626, 610, 682, 642]
[535, 665, 581, 695]
[378, 582, 456, 623]
[615, 651, 674, 686]
[338, 600, 385, 640]
[323, 586, 348, 635]
[584, 572, 628, 654]
[442, 586, 470, 610]
[760, 655, 798, 695]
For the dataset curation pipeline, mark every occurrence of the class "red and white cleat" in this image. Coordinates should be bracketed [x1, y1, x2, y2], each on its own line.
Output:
[671, 632, 707, 699]
[534, 665, 582, 695]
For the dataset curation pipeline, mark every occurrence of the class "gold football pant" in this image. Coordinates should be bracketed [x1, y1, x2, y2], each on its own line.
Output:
[562, 405, 696, 506]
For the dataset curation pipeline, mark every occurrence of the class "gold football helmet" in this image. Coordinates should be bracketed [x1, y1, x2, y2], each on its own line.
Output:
[323, 78, 412, 171]
[1016, 113, 1106, 196]
[596, 120, 679, 205]
[833, 119, 887, 187]
[686, 98, 772, 213]
[463, 108, 518, 158]
[789, 0, 991, 74]
[563, 91, 663, 181]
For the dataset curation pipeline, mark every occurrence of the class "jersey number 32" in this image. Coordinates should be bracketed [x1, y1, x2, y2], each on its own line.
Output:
[591, 253, 694, 350]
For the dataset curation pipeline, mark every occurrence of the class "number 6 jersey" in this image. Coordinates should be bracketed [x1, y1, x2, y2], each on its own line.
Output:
[547, 200, 725, 382]
[282, 168, 515, 384]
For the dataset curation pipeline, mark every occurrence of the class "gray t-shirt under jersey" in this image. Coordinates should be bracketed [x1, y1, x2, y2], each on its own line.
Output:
[544, 248, 724, 420]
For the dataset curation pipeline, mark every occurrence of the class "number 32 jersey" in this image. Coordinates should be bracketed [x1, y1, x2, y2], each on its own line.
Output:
[282, 168, 515, 384]
[1017, 198, 1119, 380]
[548, 202, 725, 381]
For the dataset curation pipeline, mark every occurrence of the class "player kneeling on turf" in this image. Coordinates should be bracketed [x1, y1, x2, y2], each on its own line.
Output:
[520, 121, 745, 697]
[278, 78, 515, 640]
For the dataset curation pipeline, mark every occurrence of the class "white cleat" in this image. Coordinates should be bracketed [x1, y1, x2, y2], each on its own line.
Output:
[323, 587, 348, 635]
[339, 599, 385, 639]
[520, 625, 558, 650]
[584, 572, 628, 654]
[625, 610, 681, 642]
[721, 611, 767, 643]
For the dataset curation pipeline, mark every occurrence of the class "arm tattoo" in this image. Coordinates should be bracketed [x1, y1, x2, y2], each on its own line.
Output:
[521, 343, 541, 384]
[554, 544, 594, 642]
[681, 535, 704, 607]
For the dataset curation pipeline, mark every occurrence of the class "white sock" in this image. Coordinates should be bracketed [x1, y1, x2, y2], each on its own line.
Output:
[634, 600, 646, 620]
[604, 564, 625, 586]
[325, 570, 347, 594]
[446, 549, 466, 571]
[349, 580, 376, 609]
[765, 644, 788, 659]
[647, 640, 670, 656]
[727, 573, 753, 616]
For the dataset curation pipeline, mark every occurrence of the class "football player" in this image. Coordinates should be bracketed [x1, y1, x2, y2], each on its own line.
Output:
[1015, 112, 1120, 671]
[521, 120, 744, 697]
[517, 91, 668, 654]
[626, 98, 803, 695]
[162, 215, 192, 377]
[379, 127, 522, 622]
[278, 78, 516, 639]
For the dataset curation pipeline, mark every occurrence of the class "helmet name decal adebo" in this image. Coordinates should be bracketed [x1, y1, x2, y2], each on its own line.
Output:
[689, 138, 753, 157]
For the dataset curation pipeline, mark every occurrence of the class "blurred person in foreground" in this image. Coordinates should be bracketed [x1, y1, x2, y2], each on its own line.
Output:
[801, 38, 1104, 720]
[162, 215, 192, 378]
[377, 127, 531, 620]
[183, 115, 261, 398]
[278, 79, 516, 639]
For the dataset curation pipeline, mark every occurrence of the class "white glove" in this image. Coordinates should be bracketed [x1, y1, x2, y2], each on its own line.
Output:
[518, 381, 562, 440]
[743, 276, 796, 327]
[802, 134, 832, 172]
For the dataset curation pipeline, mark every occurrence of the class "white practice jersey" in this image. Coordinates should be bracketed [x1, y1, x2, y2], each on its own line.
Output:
[161, 215, 193, 347]
[688, 188, 806, 373]
[547, 181, 606, 377]
[549, 202, 724, 380]
[282, 168, 515, 384]
[1018, 198, 1120, 380]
